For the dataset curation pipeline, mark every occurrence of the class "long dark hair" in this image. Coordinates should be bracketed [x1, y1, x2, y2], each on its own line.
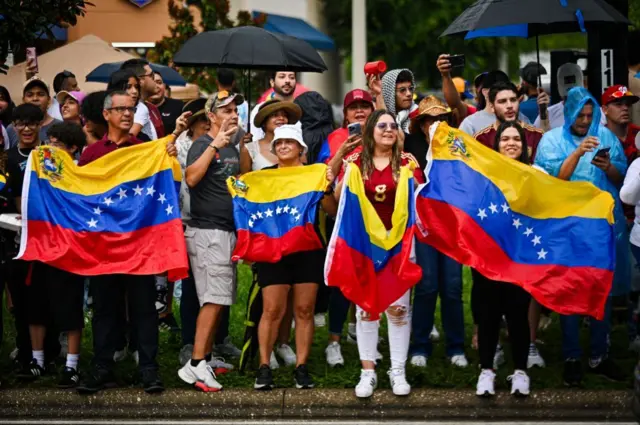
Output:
[0, 85, 14, 126]
[494, 121, 529, 164]
[107, 69, 139, 94]
[361, 109, 402, 181]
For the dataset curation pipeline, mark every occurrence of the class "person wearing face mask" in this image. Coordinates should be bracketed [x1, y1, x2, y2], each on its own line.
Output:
[474, 121, 534, 398]
[334, 110, 424, 399]
[535, 87, 629, 386]
[56, 91, 87, 126]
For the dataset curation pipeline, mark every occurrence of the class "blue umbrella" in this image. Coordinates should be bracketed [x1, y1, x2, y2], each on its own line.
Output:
[85, 61, 187, 86]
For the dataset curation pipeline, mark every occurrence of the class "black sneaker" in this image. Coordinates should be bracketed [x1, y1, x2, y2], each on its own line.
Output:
[142, 369, 165, 394]
[159, 314, 181, 333]
[254, 364, 274, 391]
[77, 368, 117, 394]
[563, 358, 583, 387]
[16, 359, 45, 380]
[294, 364, 315, 389]
[58, 367, 80, 389]
[588, 357, 626, 382]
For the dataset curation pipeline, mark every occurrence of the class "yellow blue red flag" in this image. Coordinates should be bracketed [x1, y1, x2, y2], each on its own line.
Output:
[227, 164, 329, 263]
[325, 164, 422, 316]
[17, 139, 189, 281]
[416, 123, 615, 319]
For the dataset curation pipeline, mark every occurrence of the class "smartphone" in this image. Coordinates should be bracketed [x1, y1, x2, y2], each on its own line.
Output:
[26, 47, 38, 74]
[448, 54, 465, 69]
[348, 122, 362, 136]
[594, 147, 610, 158]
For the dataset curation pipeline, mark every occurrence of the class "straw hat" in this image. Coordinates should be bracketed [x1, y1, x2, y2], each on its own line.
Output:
[253, 99, 302, 129]
[409, 96, 451, 134]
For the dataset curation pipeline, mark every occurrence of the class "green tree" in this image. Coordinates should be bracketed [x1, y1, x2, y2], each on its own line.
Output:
[147, 0, 265, 94]
[0, 0, 93, 73]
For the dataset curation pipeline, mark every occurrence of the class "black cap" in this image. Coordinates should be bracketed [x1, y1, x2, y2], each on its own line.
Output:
[482, 70, 510, 91]
[520, 62, 547, 87]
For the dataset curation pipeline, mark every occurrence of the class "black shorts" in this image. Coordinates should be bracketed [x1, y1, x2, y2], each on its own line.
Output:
[257, 249, 325, 287]
[27, 263, 85, 331]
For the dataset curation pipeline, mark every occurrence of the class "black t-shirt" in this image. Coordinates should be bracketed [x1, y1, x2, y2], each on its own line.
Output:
[186, 132, 243, 232]
[158, 97, 184, 135]
[403, 132, 428, 171]
[7, 146, 35, 201]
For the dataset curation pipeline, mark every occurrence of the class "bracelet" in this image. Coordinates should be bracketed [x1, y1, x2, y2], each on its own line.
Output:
[208, 144, 218, 152]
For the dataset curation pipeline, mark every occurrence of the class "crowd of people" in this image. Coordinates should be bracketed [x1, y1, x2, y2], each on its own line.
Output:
[1, 41, 640, 400]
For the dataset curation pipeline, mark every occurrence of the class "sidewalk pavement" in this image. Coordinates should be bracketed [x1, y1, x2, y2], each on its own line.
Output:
[0, 388, 632, 421]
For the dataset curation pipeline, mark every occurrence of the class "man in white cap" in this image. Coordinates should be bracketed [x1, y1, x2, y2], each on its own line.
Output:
[178, 91, 246, 392]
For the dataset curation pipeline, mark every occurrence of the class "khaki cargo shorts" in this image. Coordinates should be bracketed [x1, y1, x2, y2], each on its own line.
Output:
[184, 226, 237, 306]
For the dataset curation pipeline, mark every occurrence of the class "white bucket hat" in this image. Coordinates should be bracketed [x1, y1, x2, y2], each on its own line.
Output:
[271, 124, 308, 155]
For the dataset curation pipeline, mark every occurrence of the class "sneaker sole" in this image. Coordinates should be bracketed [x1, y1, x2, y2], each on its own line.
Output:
[476, 391, 495, 397]
[76, 382, 117, 395]
[144, 385, 165, 394]
[194, 381, 221, 393]
[295, 384, 315, 389]
[512, 390, 530, 398]
[254, 383, 274, 391]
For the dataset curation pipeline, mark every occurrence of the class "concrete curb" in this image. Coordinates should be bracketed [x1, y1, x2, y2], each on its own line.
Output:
[0, 388, 633, 421]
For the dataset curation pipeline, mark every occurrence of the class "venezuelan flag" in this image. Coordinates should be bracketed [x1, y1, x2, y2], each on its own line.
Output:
[416, 123, 615, 319]
[325, 164, 422, 316]
[17, 138, 189, 281]
[227, 164, 329, 263]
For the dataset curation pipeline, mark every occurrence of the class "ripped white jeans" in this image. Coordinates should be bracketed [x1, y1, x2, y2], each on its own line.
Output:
[356, 289, 411, 370]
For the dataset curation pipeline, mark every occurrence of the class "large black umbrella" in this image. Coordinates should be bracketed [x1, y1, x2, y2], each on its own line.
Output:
[86, 61, 187, 86]
[441, 0, 630, 38]
[174, 26, 327, 130]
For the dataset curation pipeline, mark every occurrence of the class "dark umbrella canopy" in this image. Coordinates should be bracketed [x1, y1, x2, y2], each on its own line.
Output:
[441, 0, 630, 38]
[85, 61, 187, 86]
[173, 26, 327, 72]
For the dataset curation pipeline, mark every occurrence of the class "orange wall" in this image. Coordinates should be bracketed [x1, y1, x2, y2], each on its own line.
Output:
[68, 0, 185, 44]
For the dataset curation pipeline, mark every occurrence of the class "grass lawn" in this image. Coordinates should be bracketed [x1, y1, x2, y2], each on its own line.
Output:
[0, 265, 635, 391]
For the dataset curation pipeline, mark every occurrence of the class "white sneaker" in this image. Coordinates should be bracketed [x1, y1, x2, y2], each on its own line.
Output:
[347, 323, 357, 344]
[527, 343, 546, 368]
[314, 313, 326, 327]
[269, 351, 279, 370]
[325, 342, 345, 367]
[508, 369, 530, 397]
[113, 348, 127, 363]
[494, 344, 506, 369]
[410, 355, 427, 367]
[355, 369, 377, 398]
[476, 369, 496, 397]
[430, 326, 440, 341]
[208, 357, 234, 374]
[450, 354, 469, 368]
[629, 336, 640, 353]
[388, 368, 411, 396]
[178, 360, 222, 392]
[276, 344, 297, 366]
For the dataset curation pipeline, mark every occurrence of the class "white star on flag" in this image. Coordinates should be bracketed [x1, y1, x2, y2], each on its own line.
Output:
[290, 207, 299, 215]
[103, 197, 114, 206]
[251, 214, 257, 221]
[295, 214, 301, 221]
[133, 185, 143, 196]
[87, 218, 98, 228]
[256, 211, 263, 219]
[537, 248, 548, 259]
[276, 207, 283, 215]
[248, 219, 254, 228]
[165, 205, 173, 215]
[477, 208, 487, 220]
[512, 218, 522, 229]
[283, 205, 290, 213]
[265, 209, 273, 217]
[523, 227, 533, 237]
[532, 235, 542, 246]
[117, 188, 127, 199]
[158, 193, 167, 204]
[488, 203, 498, 214]
[501, 203, 510, 213]
[93, 207, 102, 215]
[146, 186, 156, 196]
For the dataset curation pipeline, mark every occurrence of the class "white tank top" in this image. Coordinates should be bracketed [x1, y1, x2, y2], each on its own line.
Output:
[245, 140, 276, 171]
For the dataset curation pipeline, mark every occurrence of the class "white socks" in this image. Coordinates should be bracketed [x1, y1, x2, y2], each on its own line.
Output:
[66, 353, 79, 371]
[32, 350, 45, 368]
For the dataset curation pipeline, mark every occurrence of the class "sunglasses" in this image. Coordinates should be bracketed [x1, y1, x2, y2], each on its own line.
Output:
[376, 122, 398, 131]
[396, 86, 415, 95]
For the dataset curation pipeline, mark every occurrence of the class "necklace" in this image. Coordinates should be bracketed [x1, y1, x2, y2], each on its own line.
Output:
[17, 147, 30, 158]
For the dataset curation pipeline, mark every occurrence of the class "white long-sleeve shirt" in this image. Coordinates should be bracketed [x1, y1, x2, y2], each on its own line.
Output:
[621, 157, 640, 247]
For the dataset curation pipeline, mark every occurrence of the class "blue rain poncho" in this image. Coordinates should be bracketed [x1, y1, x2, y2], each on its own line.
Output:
[534, 87, 630, 297]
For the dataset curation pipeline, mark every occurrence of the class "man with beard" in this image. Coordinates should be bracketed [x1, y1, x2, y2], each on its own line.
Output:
[249, 71, 301, 141]
[474, 82, 543, 162]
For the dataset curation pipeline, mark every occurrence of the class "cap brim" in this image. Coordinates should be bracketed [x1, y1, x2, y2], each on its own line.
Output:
[24, 80, 49, 95]
[254, 102, 302, 128]
[56, 91, 76, 104]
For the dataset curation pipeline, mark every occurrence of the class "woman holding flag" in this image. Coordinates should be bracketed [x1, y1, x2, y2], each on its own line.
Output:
[333, 110, 424, 398]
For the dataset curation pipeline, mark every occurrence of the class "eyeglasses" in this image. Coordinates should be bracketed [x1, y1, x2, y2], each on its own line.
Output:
[396, 86, 415, 95]
[14, 122, 39, 130]
[376, 122, 398, 131]
[107, 106, 137, 114]
[139, 72, 154, 79]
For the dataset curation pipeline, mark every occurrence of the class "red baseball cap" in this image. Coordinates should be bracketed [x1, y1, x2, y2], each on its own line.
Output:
[343, 89, 374, 109]
[602, 85, 640, 106]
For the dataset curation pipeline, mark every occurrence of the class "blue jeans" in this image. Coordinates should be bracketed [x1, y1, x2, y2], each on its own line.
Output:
[560, 297, 612, 361]
[410, 241, 465, 357]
